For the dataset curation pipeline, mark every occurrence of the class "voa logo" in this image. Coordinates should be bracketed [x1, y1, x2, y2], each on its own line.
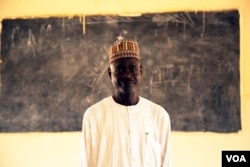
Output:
[226, 155, 247, 163]
[222, 151, 250, 167]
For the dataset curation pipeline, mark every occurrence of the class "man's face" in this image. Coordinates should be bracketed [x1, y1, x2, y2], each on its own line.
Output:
[108, 58, 142, 95]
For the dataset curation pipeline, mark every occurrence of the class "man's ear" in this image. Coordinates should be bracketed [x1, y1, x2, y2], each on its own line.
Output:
[108, 68, 112, 79]
[140, 65, 143, 75]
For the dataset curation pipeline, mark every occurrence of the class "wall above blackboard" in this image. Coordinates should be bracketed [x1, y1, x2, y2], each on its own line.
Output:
[0, 10, 240, 132]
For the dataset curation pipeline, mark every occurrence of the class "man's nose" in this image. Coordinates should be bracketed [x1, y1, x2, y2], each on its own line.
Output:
[122, 69, 132, 78]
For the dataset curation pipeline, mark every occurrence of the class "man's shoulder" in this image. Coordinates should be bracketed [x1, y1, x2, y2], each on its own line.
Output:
[139, 97, 169, 115]
[139, 97, 163, 108]
[87, 96, 112, 110]
[83, 96, 112, 119]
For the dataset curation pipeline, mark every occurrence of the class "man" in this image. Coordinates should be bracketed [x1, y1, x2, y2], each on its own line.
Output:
[81, 38, 172, 167]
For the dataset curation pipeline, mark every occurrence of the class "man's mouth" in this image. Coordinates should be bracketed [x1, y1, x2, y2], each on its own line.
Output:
[120, 79, 136, 85]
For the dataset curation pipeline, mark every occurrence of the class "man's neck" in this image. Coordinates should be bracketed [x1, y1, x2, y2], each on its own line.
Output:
[113, 93, 139, 106]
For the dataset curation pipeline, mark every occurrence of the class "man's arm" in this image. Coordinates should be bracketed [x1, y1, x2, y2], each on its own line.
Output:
[81, 111, 91, 167]
[160, 110, 172, 167]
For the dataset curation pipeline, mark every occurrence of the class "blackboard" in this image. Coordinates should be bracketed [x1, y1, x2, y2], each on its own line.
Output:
[0, 10, 240, 132]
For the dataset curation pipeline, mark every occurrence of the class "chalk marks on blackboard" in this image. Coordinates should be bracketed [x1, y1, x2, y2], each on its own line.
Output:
[150, 62, 237, 97]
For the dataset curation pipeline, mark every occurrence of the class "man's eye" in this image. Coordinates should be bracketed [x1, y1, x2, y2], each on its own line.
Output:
[131, 67, 139, 72]
[116, 68, 124, 73]
[134, 67, 138, 71]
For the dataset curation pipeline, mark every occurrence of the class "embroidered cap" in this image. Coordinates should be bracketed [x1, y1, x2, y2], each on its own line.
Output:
[110, 38, 140, 63]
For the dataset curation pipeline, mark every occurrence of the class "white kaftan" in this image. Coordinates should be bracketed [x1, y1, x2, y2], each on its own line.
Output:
[81, 96, 171, 167]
